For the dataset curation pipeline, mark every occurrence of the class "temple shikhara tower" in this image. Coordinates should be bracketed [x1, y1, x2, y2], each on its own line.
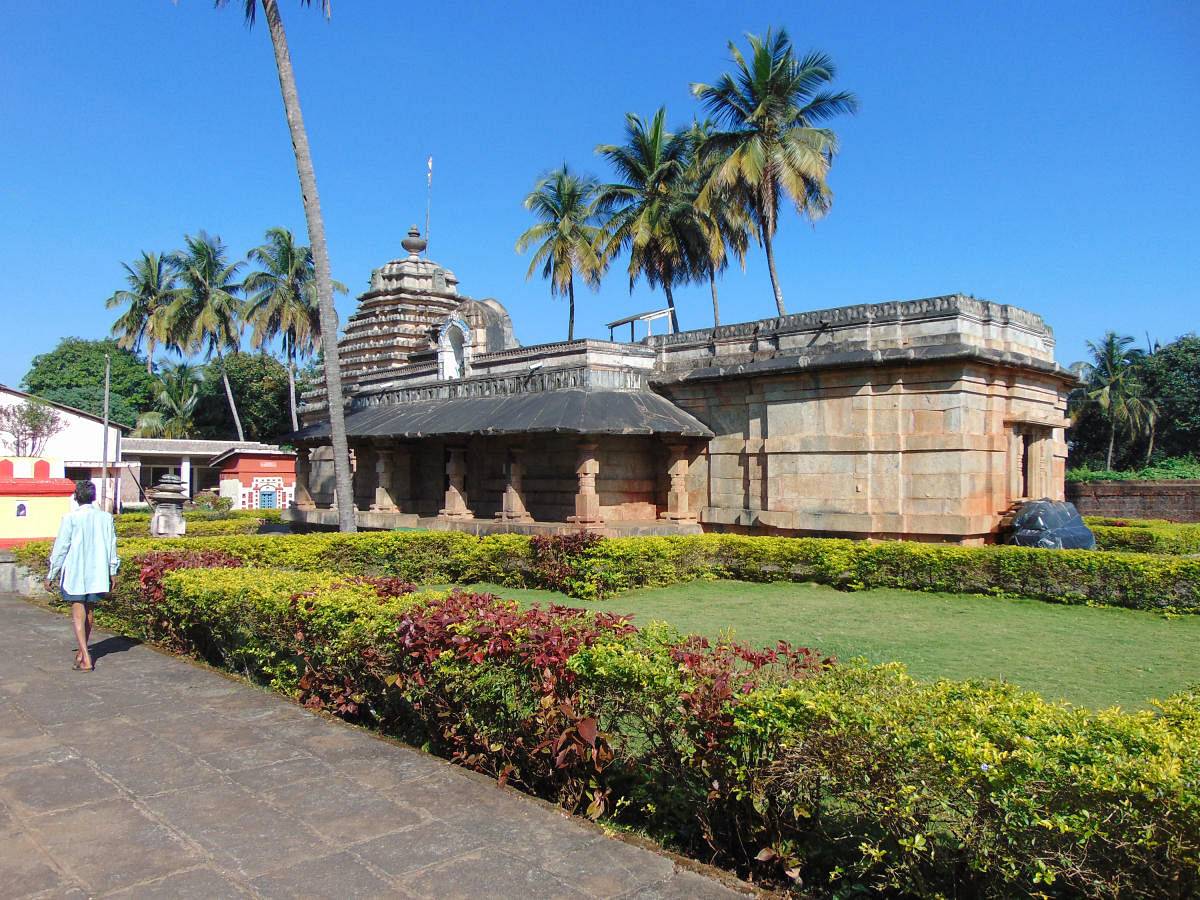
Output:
[289, 227, 1074, 544]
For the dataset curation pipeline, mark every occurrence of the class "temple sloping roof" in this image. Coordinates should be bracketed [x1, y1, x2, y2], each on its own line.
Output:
[294, 389, 712, 441]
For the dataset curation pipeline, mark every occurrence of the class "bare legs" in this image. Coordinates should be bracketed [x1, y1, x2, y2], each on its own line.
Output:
[71, 602, 94, 670]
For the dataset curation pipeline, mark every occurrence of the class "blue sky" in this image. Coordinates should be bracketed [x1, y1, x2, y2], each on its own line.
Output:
[1, 1, 1196, 390]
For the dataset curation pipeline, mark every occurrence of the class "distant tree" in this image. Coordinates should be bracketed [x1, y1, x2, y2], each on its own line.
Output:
[213, 0, 355, 532]
[243, 227, 344, 431]
[0, 400, 64, 456]
[132, 362, 202, 438]
[34, 387, 140, 430]
[692, 28, 858, 315]
[596, 108, 713, 333]
[106, 251, 179, 374]
[1135, 335, 1200, 461]
[21, 338, 156, 420]
[1070, 332, 1158, 470]
[515, 164, 607, 341]
[167, 231, 247, 441]
[193, 353, 291, 442]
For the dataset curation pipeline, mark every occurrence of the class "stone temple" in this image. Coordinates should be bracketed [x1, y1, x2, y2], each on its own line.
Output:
[287, 227, 1075, 544]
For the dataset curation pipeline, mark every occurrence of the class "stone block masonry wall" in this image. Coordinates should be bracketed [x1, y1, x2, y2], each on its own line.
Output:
[660, 360, 1069, 543]
[1066, 481, 1200, 523]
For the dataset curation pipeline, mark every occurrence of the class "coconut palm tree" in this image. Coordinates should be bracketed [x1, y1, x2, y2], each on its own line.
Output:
[682, 120, 756, 327]
[133, 362, 202, 438]
[596, 108, 714, 333]
[106, 251, 179, 374]
[244, 227, 345, 431]
[1072, 332, 1159, 470]
[214, 0, 355, 532]
[692, 28, 858, 316]
[515, 165, 606, 342]
[167, 231, 247, 441]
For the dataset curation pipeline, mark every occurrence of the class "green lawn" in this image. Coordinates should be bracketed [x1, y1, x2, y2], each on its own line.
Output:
[457, 580, 1200, 711]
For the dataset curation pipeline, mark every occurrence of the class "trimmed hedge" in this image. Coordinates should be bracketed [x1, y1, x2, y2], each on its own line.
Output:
[113, 509, 283, 538]
[1086, 520, 1200, 556]
[101, 562, 1200, 897]
[14, 529, 1200, 613]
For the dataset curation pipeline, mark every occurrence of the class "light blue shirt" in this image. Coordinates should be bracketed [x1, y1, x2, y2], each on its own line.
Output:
[47, 504, 120, 596]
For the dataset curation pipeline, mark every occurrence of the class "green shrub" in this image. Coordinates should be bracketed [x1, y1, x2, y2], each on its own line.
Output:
[87, 564, 1200, 896]
[1067, 455, 1200, 482]
[1089, 522, 1200, 556]
[17, 529, 1200, 614]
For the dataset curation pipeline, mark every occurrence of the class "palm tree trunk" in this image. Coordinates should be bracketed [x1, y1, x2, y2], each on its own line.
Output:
[1106, 424, 1115, 471]
[762, 228, 786, 317]
[261, 0, 355, 532]
[663, 283, 680, 333]
[288, 358, 299, 433]
[709, 272, 720, 327]
[217, 350, 245, 441]
[146, 337, 155, 376]
[567, 276, 575, 342]
[1145, 421, 1155, 465]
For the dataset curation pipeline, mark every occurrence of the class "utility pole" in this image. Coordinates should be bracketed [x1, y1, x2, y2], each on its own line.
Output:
[101, 353, 111, 511]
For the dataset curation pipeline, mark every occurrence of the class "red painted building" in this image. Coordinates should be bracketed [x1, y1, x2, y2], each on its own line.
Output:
[212, 448, 296, 510]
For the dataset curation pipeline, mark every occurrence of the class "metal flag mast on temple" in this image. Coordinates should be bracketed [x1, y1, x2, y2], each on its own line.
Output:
[425, 155, 432, 258]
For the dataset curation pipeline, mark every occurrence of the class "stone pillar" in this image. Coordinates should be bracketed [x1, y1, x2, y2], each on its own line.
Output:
[438, 447, 473, 519]
[660, 443, 697, 522]
[392, 447, 412, 511]
[179, 456, 192, 499]
[495, 447, 533, 523]
[353, 445, 377, 511]
[1008, 427, 1027, 501]
[567, 442, 603, 526]
[293, 447, 315, 510]
[371, 450, 398, 512]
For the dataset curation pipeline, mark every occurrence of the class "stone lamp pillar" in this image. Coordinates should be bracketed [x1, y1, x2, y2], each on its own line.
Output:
[659, 443, 697, 522]
[438, 447, 472, 519]
[293, 447, 315, 510]
[567, 442, 603, 527]
[148, 474, 187, 537]
[496, 447, 533, 523]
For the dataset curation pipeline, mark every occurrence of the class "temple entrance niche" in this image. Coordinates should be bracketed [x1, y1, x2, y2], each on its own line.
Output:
[1008, 423, 1053, 501]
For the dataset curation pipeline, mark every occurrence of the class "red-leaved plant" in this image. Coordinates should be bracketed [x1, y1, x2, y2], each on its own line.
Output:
[133, 549, 244, 650]
[391, 590, 634, 817]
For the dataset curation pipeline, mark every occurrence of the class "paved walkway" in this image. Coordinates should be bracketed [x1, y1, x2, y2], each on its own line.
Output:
[0, 592, 747, 899]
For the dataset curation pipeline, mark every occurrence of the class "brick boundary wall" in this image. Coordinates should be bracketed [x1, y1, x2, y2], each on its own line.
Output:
[1066, 480, 1200, 523]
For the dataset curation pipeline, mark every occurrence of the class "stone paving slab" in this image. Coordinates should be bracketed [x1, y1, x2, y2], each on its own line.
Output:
[0, 592, 752, 899]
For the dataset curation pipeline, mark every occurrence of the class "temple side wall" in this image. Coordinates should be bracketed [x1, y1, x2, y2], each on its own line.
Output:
[659, 360, 1068, 543]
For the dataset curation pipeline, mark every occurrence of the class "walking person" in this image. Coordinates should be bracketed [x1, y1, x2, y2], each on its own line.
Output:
[45, 480, 120, 672]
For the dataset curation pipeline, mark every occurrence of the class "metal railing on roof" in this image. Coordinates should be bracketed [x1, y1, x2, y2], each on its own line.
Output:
[605, 309, 674, 342]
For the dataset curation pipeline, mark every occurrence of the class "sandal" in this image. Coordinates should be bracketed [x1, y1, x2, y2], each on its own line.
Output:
[72, 660, 94, 672]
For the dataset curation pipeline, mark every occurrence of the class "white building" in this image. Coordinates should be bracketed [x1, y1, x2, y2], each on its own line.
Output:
[0, 385, 127, 510]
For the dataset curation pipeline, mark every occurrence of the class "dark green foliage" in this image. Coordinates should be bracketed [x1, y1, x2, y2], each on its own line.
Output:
[33, 386, 140, 428]
[193, 353, 291, 440]
[21, 337, 156, 420]
[1070, 334, 1200, 470]
[1138, 335, 1200, 460]
[1068, 455, 1200, 482]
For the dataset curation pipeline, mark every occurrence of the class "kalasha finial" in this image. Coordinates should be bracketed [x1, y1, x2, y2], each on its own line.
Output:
[401, 224, 427, 256]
